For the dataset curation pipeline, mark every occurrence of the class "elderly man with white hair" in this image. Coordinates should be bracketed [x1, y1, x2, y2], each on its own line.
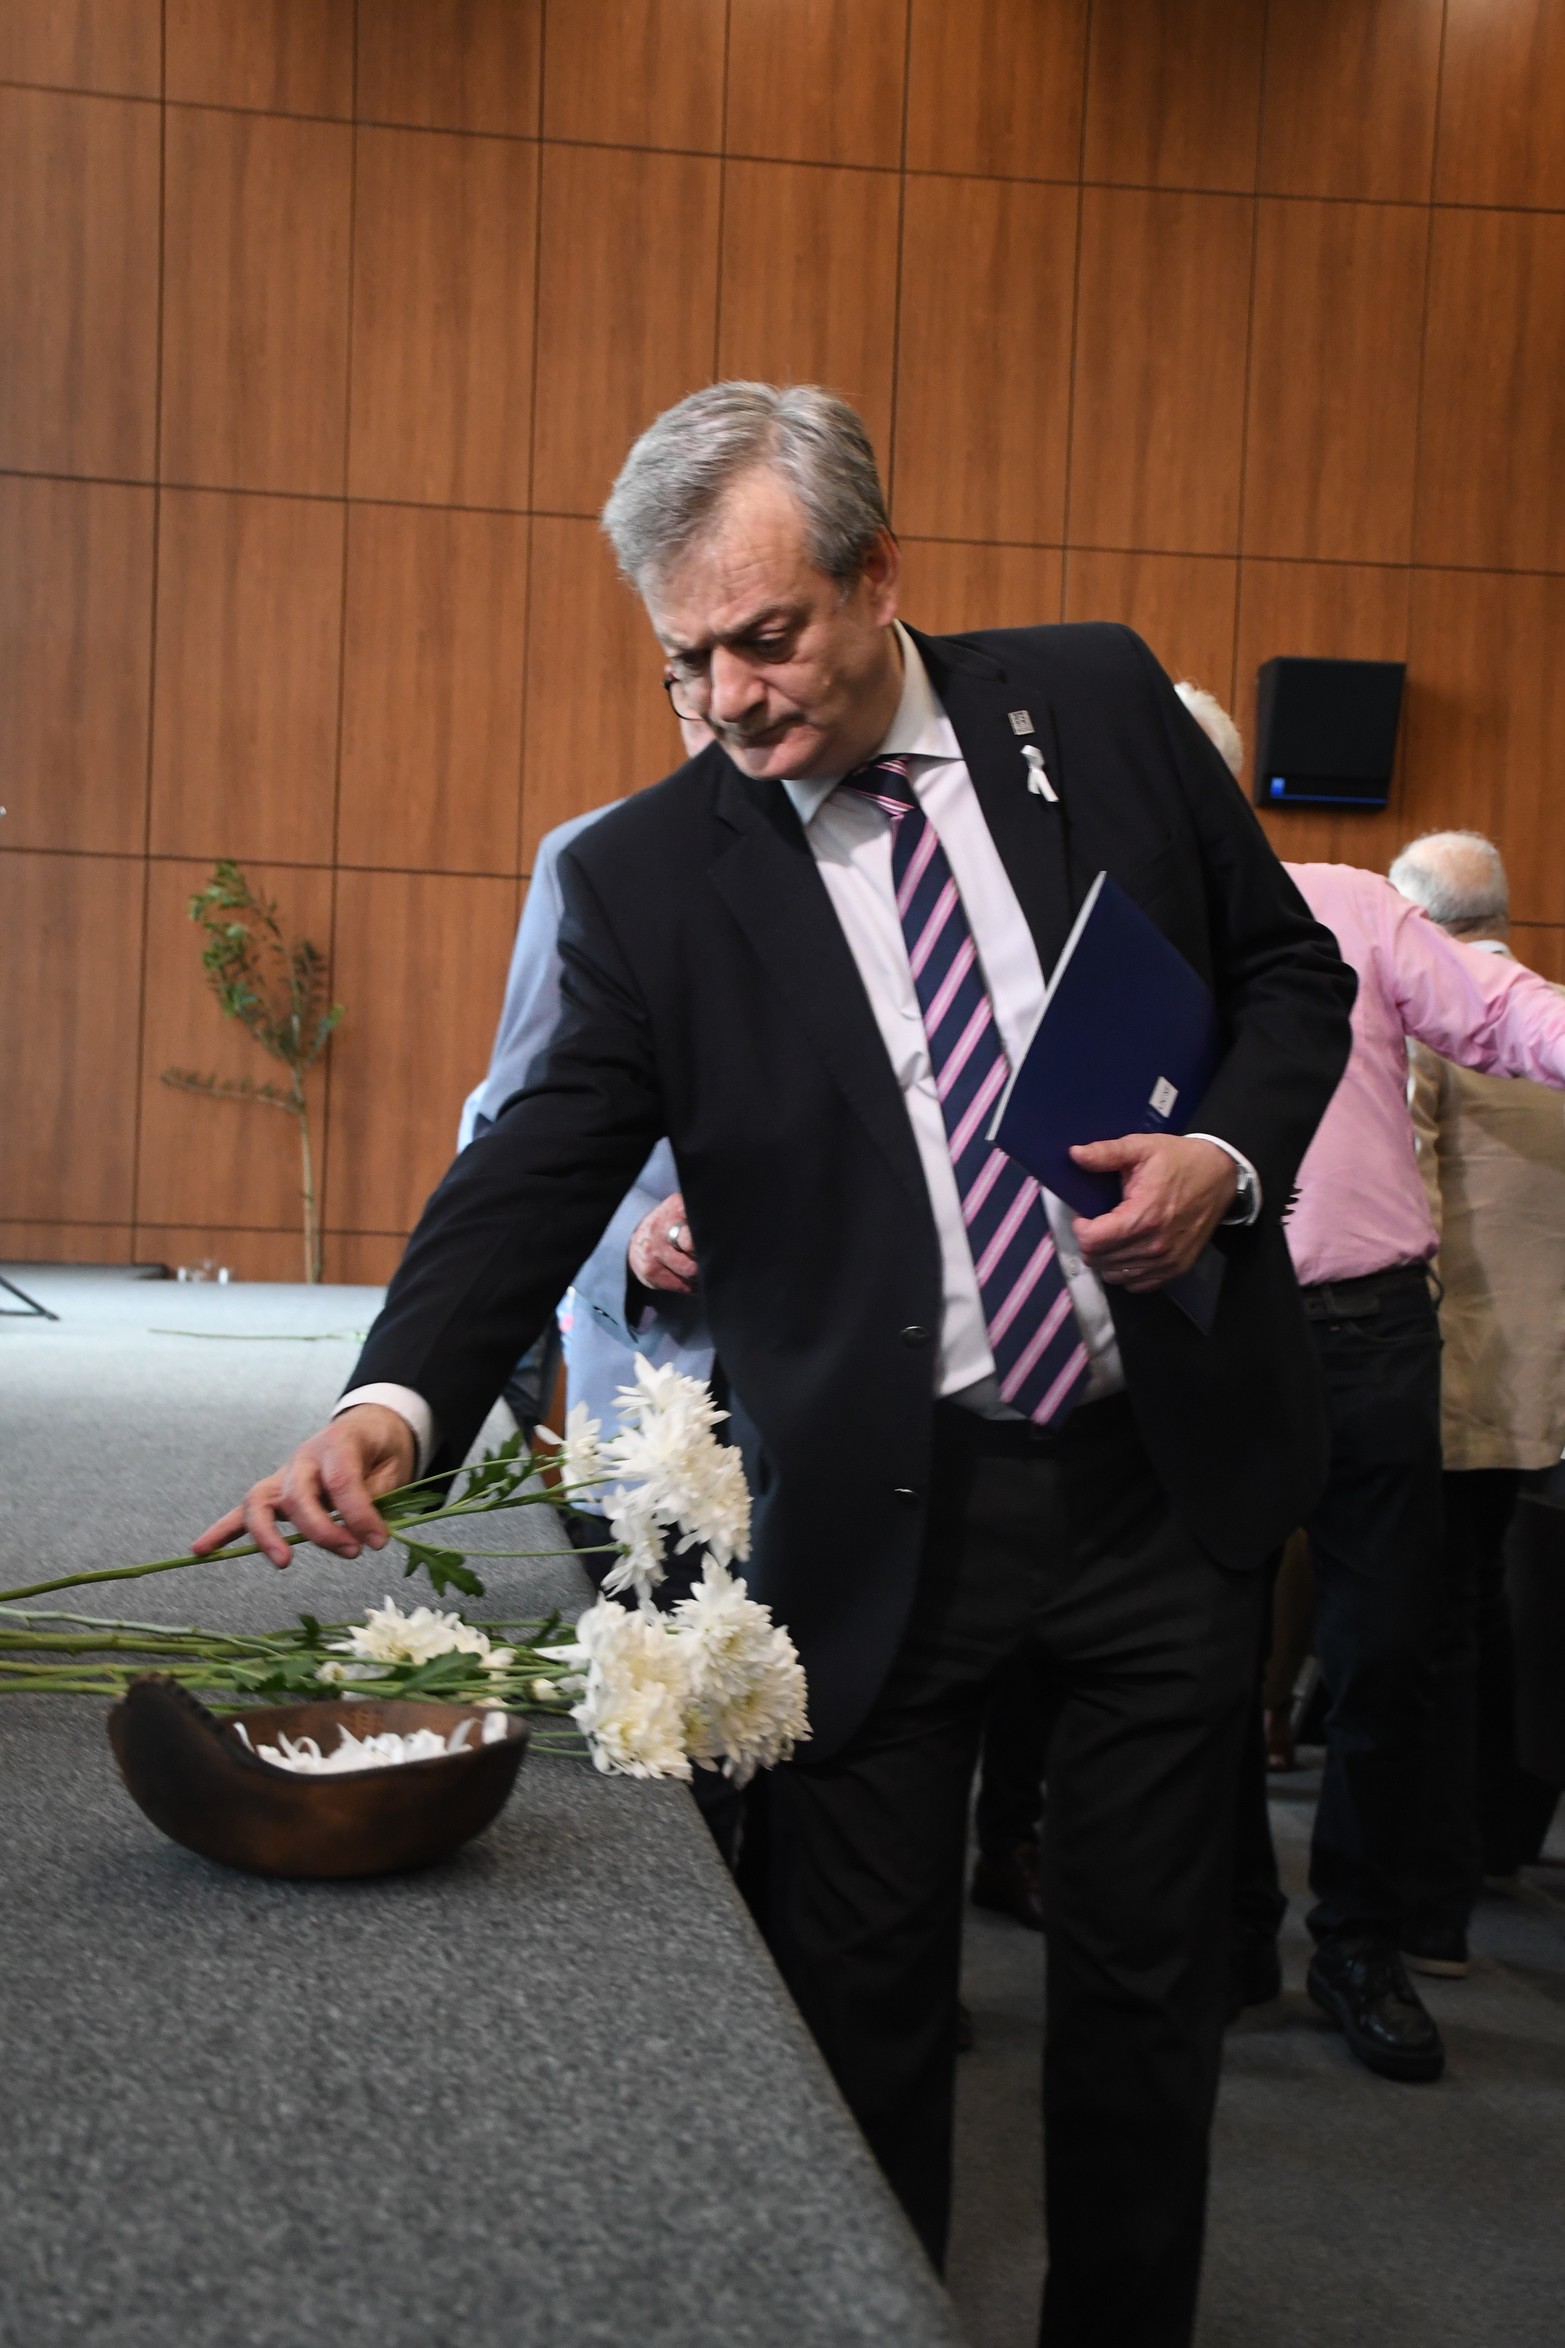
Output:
[1390, 830, 1565, 1926]
[1176, 684, 1565, 2085]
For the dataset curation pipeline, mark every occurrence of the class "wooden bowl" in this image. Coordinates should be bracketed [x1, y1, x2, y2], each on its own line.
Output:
[107, 1677, 529, 1879]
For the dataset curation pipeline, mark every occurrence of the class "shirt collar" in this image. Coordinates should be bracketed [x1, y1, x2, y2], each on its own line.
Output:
[1465, 935, 1512, 957]
[780, 623, 961, 829]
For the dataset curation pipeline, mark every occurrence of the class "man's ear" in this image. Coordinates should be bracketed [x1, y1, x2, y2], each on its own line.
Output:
[860, 527, 901, 627]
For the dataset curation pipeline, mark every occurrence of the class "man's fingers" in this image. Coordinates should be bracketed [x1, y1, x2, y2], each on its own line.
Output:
[198, 1408, 414, 1574]
[1071, 1134, 1155, 1173]
[628, 1191, 699, 1292]
[240, 1484, 295, 1569]
[1076, 1202, 1183, 1287]
[191, 1503, 248, 1558]
[277, 1458, 359, 1558]
[636, 1235, 698, 1291]
[320, 1447, 390, 1549]
[1073, 1197, 1153, 1256]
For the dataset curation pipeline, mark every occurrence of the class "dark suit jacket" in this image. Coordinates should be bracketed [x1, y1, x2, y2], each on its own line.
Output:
[351, 624, 1356, 1755]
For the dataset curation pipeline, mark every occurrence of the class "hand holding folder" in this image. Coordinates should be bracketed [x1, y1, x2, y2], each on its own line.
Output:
[990, 873, 1228, 1332]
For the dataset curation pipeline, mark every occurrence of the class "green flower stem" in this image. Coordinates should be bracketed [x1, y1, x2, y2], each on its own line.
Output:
[0, 1455, 614, 1609]
[0, 1637, 238, 1660]
[0, 1537, 302, 1605]
[0, 1625, 311, 1655]
[420, 1547, 599, 1560]
[0, 1607, 206, 1636]
[0, 1680, 128, 1697]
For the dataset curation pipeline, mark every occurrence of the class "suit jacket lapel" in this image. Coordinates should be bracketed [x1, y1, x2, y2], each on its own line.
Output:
[707, 760, 930, 1206]
[907, 626, 1079, 983]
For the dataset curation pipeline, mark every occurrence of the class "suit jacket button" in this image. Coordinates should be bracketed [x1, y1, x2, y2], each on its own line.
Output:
[893, 1486, 920, 1506]
[899, 1324, 930, 1347]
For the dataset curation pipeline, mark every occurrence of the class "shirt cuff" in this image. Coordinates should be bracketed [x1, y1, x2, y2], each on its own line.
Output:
[1188, 1134, 1262, 1226]
[333, 1384, 435, 1479]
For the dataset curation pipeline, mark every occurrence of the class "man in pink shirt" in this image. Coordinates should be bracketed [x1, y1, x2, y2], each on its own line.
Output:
[1177, 685, 1565, 2085]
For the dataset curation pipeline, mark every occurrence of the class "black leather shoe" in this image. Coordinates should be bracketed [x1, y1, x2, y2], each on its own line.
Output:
[1401, 1923, 1470, 1979]
[1227, 1928, 1283, 2021]
[971, 1840, 1045, 1931]
[1307, 1937, 1445, 2081]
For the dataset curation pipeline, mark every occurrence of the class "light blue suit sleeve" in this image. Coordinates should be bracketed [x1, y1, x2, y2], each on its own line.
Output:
[460, 808, 714, 1453]
[462, 816, 585, 1137]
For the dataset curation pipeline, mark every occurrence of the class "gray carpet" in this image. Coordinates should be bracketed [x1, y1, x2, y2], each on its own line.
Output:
[947, 1764, 1565, 2347]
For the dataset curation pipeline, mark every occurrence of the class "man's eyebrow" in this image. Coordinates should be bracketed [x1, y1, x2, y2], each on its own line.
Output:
[663, 603, 802, 657]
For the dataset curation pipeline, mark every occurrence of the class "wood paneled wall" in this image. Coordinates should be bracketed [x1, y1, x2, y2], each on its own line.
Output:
[5, 0, 1565, 1278]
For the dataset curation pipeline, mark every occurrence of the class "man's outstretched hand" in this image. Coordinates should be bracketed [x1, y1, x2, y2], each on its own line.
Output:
[1070, 1133, 1237, 1291]
[192, 1403, 417, 1570]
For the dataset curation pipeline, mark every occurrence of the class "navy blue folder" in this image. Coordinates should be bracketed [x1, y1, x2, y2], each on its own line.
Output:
[991, 872, 1226, 1332]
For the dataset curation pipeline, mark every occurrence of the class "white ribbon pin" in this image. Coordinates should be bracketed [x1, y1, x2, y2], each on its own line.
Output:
[1022, 743, 1058, 802]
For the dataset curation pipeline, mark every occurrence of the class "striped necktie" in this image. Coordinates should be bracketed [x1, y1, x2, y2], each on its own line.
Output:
[841, 755, 1090, 1426]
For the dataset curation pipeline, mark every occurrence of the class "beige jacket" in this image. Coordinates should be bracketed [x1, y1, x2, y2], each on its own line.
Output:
[1411, 950, 1565, 1470]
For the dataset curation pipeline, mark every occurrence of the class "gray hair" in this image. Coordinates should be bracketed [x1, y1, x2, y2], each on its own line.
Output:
[1388, 830, 1510, 932]
[601, 382, 890, 591]
[1175, 681, 1245, 780]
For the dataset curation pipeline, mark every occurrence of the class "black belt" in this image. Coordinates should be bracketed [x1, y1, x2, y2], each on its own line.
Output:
[1299, 1262, 1431, 1321]
[933, 1391, 1131, 1459]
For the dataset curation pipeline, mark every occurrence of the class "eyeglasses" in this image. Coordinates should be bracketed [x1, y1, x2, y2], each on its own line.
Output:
[661, 671, 709, 724]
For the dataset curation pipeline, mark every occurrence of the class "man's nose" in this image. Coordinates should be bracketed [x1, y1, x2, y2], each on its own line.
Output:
[707, 645, 765, 722]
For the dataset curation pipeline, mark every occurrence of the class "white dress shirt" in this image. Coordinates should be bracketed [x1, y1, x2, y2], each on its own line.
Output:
[340, 623, 1258, 1463]
[778, 625, 1125, 1412]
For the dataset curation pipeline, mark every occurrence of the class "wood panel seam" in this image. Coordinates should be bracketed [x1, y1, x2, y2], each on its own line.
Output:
[881, 0, 913, 512]
[127, 39, 168, 1245]
[318, 23, 360, 1241]
[1054, 83, 1090, 573]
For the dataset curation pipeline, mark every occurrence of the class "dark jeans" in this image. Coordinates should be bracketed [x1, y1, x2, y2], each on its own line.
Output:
[1301, 1269, 1444, 1947]
[748, 1397, 1265, 2348]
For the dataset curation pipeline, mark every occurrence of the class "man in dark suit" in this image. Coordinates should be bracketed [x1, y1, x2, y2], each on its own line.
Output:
[198, 386, 1354, 2348]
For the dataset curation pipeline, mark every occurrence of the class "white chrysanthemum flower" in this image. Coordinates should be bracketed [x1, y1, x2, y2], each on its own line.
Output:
[600, 1480, 668, 1602]
[327, 1597, 499, 1671]
[314, 1655, 383, 1689]
[562, 1596, 694, 1780]
[672, 1559, 810, 1786]
[591, 1360, 752, 1600]
[546, 1400, 604, 1493]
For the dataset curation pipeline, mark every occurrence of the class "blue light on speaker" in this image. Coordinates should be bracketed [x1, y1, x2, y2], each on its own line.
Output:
[1270, 777, 1287, 799]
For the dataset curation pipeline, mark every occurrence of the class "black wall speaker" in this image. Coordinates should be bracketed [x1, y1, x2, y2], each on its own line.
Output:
[1253, 656, 1405, 810]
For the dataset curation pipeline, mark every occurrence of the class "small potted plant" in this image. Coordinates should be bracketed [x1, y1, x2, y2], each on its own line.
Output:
[162, 862, 342, 1283]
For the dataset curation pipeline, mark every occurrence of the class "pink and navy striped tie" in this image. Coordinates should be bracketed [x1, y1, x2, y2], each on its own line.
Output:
[842, 755, 1090, 1426]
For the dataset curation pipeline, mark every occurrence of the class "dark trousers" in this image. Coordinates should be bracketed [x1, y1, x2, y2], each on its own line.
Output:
[750, 1396, 1266, 2348]
[1300, 1269, 1444, 1946]
[1405, 1468, 1522, 1930]
[1231, 1562, 1289, 1944]
[973, 1634, 1054, 1859]
[1505, 1494, 1565, 1852]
